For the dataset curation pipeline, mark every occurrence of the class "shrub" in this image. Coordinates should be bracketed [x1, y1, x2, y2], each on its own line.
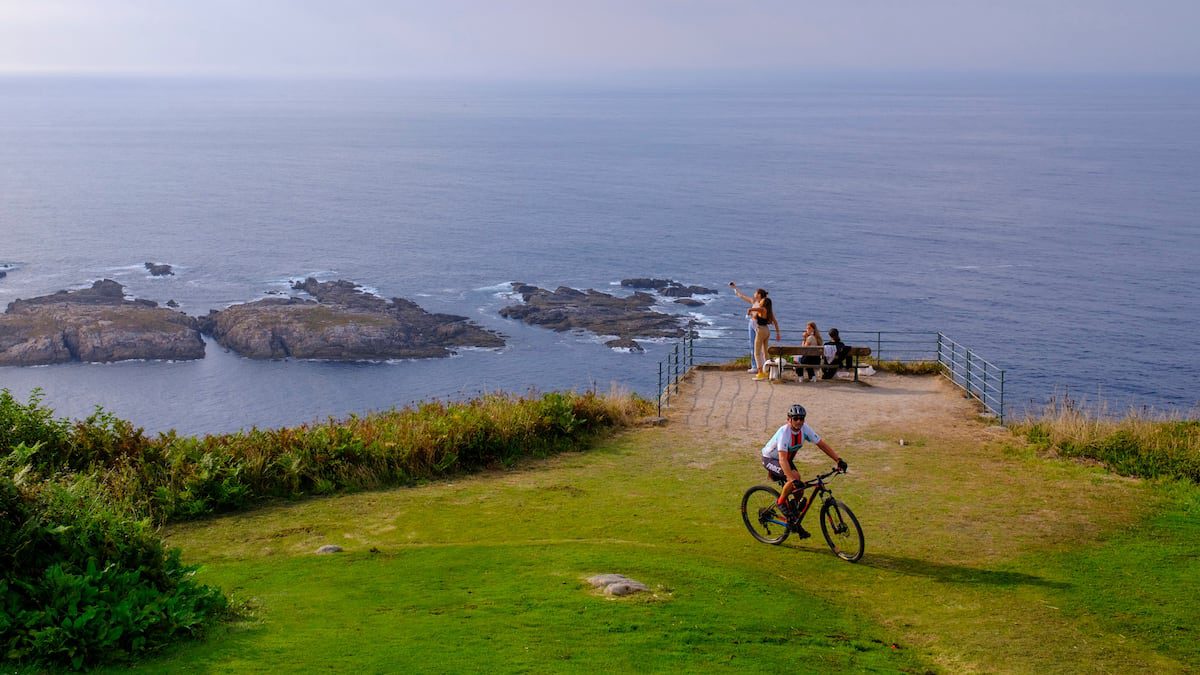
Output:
[867, 359, 945, 375]
[1015, 402, 1200, 483]
[0, 477, 227, 670]
[0, 390, 70, 466]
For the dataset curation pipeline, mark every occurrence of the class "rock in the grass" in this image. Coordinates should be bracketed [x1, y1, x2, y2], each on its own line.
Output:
[315, 544, 343, 555]
[604, 582, 649, 597]
[586, 574, 649, 596]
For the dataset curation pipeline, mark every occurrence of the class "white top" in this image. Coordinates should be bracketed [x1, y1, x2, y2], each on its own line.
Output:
[760, 422, 821, 459]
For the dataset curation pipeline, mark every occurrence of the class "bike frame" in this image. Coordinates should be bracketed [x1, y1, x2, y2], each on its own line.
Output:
[763, 468, 840, 530]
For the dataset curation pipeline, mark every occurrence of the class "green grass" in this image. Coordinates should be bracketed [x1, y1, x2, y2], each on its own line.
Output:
[1027, 479, 1200, 665]
[121, 546, 919, 674]
[98, 410, 1200, 673]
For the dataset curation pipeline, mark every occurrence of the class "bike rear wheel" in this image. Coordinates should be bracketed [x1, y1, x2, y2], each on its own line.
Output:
[819, 499, 864, 562]
[741, 485, 790, 545]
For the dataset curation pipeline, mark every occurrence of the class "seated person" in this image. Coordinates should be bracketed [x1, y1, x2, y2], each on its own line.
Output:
[821, 327, 851, 379]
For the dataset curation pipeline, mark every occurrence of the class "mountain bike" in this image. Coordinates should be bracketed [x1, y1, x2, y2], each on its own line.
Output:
[740, 467, 865, 562]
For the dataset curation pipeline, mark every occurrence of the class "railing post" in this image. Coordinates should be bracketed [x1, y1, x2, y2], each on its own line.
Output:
[999, 370, 1006, 425]
[673, 343, 681, 394]
[964, 349, 973, 400]
[983, 364, 989, 412]
[876, 331, 882, 362]
[936, 332, 944, 369]
[657, 360, 662, 417]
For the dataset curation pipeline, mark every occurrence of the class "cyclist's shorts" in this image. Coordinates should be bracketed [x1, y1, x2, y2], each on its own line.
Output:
[761, 455, 796, 483]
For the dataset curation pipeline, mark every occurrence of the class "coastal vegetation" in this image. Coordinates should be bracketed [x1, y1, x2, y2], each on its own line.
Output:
[0, 477, 228, 669]
[0, 386, 651, 670]
[866, 358, 944, 375]
[1015, 401, 1200, 483]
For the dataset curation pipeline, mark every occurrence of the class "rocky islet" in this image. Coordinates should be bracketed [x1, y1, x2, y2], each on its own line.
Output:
[199, 278, 505, 360]
[499, 282, 695, 351]
[0, 279, 204, 366]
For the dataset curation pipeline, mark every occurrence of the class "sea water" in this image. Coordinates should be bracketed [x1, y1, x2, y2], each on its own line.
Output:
[1, 74, 1197, 433]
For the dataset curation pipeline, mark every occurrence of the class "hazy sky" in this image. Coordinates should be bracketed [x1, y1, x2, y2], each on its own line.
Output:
[2, 0, 1198, 79]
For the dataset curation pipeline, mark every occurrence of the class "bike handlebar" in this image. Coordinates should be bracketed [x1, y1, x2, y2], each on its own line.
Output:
[805, 467, 845, 486]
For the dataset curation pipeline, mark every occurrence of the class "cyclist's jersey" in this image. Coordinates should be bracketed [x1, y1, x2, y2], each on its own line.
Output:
[760, 422, 820, 460]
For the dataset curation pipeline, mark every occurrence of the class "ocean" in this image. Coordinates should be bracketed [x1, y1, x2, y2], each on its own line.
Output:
[1, 74, 1197, 434]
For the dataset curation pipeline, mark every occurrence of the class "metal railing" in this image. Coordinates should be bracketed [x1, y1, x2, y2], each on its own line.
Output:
[937, 332, 1006, 424]
[653, 327, 1006, 423]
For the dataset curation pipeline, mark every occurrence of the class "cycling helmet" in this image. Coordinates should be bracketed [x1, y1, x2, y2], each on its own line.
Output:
[787, 404, 807, 419]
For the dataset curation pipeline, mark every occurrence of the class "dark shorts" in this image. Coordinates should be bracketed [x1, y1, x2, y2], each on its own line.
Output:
[761, 454, 796, 483]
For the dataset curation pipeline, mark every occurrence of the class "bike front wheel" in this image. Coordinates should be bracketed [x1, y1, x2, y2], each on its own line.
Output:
[741, 485, 790, 545]
[819, 499, 864, 562]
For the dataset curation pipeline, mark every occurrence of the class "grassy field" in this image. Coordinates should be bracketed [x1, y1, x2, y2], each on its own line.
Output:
[109, 387, 1198, 673]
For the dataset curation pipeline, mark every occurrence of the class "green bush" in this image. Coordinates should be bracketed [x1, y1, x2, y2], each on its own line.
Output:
[0, 477, 227, 670]
[0, 390, 70, 465]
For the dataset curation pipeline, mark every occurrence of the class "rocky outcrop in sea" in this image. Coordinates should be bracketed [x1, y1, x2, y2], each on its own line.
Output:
[619, 278, 718, 299]
[144, 262, 174, 276]
[199, 278, 505, 360]
[499, 283, 686, 351]
[0, 280, 204, 366]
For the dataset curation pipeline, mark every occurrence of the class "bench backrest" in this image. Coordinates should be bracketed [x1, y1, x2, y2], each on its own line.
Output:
[766, 345, 872, 358]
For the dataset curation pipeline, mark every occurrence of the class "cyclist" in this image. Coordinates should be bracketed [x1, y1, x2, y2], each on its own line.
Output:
[761, 403, 848, 537]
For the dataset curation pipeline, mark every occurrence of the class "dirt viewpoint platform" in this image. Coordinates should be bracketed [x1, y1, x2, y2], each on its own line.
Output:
[666, 368, 984, 437]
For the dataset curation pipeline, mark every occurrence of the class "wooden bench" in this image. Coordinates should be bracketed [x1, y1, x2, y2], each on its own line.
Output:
[766, 345, 873, 382]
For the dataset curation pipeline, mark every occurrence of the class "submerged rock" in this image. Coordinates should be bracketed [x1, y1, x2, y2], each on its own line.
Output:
[0, 280, 204, 366]
[200, 277, 504, 361]
[605, 337, 645, 353]
[500, 283, 685, 350]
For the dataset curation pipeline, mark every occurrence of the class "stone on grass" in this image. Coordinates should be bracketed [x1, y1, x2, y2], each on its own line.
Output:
[586, 574, 649, 597]
[315, 544, 343, 555]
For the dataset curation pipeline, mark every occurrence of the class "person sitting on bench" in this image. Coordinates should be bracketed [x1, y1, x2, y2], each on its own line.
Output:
[821, 328, 851, 379]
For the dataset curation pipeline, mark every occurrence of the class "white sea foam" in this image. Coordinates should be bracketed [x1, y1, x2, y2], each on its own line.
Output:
[474, 282, 517, 293]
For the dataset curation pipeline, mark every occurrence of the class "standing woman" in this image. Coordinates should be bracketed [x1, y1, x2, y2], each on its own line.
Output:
[800, 322, 823, 382]
[729, 282, 761, 372]
[731, 283, 781, 380]
[751, 290, 782, 381]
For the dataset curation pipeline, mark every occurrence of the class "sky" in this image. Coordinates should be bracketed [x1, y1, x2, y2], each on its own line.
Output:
[1, 0, 1198, 79]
